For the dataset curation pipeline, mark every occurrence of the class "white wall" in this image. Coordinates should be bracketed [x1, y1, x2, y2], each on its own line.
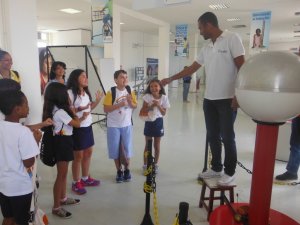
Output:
[52, 29, 91, 46]
[121, 31, 159, 81]
[2, 0, 42, 125]
[0, 0, 4, 49]
[121, 30, 205, 83]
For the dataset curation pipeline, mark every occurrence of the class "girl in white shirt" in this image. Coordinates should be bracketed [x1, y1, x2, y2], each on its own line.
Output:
[67, 69, 104, 195]
[43, 82, 88, 219]
[139, 79, 170, 174]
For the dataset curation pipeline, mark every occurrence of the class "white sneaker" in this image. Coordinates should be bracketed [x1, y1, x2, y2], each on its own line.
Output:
[217, 174, 235, 186]
[198, 169, 222, 179]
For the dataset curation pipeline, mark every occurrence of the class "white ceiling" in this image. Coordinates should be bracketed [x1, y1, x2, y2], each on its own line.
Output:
[37, 0, 300, 43]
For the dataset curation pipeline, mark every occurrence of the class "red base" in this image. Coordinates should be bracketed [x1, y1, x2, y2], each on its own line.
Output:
[209, 203, 300, 225]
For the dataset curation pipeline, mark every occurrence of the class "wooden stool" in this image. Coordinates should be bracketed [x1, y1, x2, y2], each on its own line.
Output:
[199, 177, 236, 221]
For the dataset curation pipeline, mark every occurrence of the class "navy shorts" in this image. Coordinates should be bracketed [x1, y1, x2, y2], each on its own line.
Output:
[144, 117, 164, 137]
[0, 192, 32, 225]
[54, 135, 74, 162]
[73, 126, 95, 151]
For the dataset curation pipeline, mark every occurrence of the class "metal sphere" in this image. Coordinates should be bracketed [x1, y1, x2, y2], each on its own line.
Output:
[236, 51, 300, 123]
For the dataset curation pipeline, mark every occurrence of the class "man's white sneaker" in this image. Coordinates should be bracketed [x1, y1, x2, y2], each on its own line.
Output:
[217, 174, 235, 186]
[198, 169, 222, 179]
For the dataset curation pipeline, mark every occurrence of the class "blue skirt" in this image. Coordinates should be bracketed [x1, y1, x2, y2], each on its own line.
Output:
[144, 117, 164, 137]
[54, 135, 74, 162]
[73, 126, 95, 151]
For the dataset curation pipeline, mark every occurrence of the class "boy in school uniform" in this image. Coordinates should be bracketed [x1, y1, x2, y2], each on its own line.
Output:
[103, 70, 137, 183]
[0, 89, 39, 225]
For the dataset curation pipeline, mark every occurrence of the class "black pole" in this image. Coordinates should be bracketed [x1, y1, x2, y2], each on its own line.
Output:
[140, 139, 154, 225]
[178, 202, 189, 224]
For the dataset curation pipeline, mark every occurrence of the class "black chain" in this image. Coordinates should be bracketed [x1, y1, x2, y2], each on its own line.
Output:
[236, 161, 300, 186]
[274, 180, 300, 186]
[289, 182, 300, 186]
[237, 161, 252, 174]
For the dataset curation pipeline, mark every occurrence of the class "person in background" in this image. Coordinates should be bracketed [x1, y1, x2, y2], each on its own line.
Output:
[103, 70, 137, 183]
[161, 11, 245, 186]
[49, 61, 66, 84]
[67, 69, 104, 195]
[39, 49, 53, 95]
[0, 50, 20, 83]
[0, 89, 39, 225]
[182, 66, 192, 102]
[252, 28, 263, 48]
[275, 47, 300, 181]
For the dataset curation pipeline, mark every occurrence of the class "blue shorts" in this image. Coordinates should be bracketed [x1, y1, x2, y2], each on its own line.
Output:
[144, 117, 164, 137]
[73, 126, 95, 151]
[107, 126, 133, 159]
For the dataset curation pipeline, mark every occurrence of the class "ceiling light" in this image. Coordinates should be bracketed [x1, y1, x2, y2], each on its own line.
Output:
[227, 18, 240, 22]
[120, 22, 125, 25]
[40, 29, 58, 33]
[59, 8, 81, 14]
[164, 0, 191, 5]
[208, 4, 229, 10]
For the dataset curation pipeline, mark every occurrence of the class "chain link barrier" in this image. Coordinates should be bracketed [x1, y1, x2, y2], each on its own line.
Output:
[205, 147, 300, 186]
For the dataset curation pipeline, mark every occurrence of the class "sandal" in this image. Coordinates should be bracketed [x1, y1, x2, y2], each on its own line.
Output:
[61, 197, 80, 205]
[52, 207, 72, 219]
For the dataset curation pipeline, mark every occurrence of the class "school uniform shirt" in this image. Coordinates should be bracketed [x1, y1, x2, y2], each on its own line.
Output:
[0, 70, 21, 83]
[103, 88, 137, 128]
[196, 30, 245, 100]
[68, 90, 92, 127]
[53, 107, 73, 136]
[0, 121, 39, 196]
[142, 94, 170, 119]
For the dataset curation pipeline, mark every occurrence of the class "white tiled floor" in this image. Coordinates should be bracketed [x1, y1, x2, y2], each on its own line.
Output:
[3, 86, 300, 224]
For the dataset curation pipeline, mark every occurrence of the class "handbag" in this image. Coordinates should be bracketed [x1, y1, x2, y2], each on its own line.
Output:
[40, 124, 63, 167]
[39, 126, 56, 167]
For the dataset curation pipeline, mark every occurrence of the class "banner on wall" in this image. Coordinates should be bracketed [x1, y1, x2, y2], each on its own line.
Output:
[91, 0, 113, 45]
[249, 11, 272, 51]
[146, 58, 158, 77]
[174, 24, 189, 57]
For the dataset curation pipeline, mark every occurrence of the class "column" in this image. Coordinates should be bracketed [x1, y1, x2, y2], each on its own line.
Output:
[1, 0, 42, 125]
[158, 25, 170, 94]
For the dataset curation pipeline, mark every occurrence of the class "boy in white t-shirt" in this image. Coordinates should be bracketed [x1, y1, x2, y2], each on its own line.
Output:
[103, 70, 137, 183]
[0, 90, 39, 225]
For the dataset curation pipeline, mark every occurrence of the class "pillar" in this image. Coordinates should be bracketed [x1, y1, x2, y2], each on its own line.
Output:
[1, 0, 42, 125]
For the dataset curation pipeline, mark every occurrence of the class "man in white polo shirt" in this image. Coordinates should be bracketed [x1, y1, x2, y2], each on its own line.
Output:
[161, 12, 245, 186]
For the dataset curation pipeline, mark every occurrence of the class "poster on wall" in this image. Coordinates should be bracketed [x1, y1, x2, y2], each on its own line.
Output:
[91, 0, 113, 45]
[38, 47, 53, 95]
[249, 11, 272, 53]
[146, 58, 158, 77]
[174, 24, 189, 57]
